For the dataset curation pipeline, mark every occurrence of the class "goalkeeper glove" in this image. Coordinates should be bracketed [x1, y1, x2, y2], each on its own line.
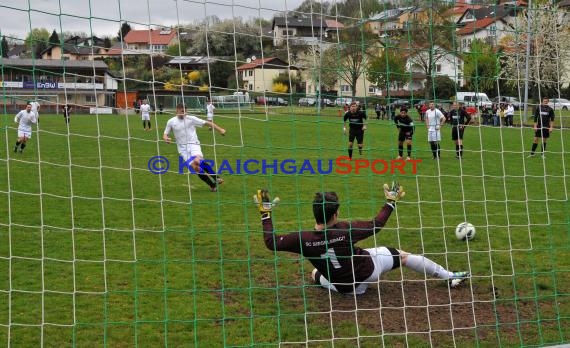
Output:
[253, 189, 280, 220]
[383, 182, 405, 206]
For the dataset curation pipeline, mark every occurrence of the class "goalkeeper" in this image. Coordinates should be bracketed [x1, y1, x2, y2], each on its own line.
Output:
[255, 183, 469, 295]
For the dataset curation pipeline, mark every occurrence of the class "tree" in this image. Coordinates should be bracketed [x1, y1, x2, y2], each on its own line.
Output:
[188, 18, 261, 57]
[367, 48, 407, 93]
[103, 37, 112, 49]
[294, 44, 338, 95]
[462, 39, 500, 96]
[327, 26, 377, 97]
[1, 36, 8, 58]
[273, 72, 300, 92]
[166, 42, 188, 56]
[335, 0, 385, 18]
[25, 28, 50, 58]
[427, 75, 457, 100]
[273, 82, 288, 93]
[117, 22, 131, 42]
[294, 0, 333, 15]
[49, 29, 59, 45]
[500, 5, 570, 100]
[402, 10, 456, 100]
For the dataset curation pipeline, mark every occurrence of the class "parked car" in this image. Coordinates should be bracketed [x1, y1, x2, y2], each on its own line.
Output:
[388, 99, 410, 108]
[456, 92, 492, 108]
[548, 98, 570, 110]
[298, 97, 316, 106]
[257, 96, 288, 106]
[493, 96, 523, 110]
[334, 97, 353, 106]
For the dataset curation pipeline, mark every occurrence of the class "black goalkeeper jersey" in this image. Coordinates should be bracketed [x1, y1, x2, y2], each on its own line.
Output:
[262, 204, 393, 293]
[448, 107, 470, 127]
[534, 104, 555, 129]
[343, 110, 367, 132]
[394, 115, 414, 132]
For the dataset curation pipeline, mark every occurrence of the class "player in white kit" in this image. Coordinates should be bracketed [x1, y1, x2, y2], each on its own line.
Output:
[206, 99, 216, 130]
[14, 102, 38, 153]
[140, 99, 152, 131]
[30, 100, 40, 123]
[425, 102, 446, 159]
[163, 104, 227, 192]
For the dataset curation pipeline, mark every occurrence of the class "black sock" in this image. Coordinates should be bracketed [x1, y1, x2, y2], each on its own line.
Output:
[20, 143, 26, 151]
[358, 147, 362, 155]
[456, 144, 460, 156]
[459, 145, 463, 157]
[437, 143, 441, 158]
[398, 145, 403, 157]
[348, 148, 353, 159]
[531, 143, 538, 154]
[542, 143, 547, 153]
[15, 141, 21, 149]
[407, 144, 412, 157]
[198, 173, 215, 187]
[200, 161, 218, 182]
[430, 142, 438, 158]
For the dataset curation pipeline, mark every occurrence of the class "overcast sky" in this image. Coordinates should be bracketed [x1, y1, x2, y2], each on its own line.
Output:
[0, 0, 308, 40]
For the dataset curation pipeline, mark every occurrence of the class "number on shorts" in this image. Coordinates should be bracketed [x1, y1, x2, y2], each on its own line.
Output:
[321, 248, 341, 269]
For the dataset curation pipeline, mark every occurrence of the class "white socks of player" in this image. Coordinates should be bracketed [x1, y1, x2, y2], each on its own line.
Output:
[405, 254, 452, 280]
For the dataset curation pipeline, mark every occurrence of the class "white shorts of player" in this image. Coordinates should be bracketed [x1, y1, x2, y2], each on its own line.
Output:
[141, 114, 150, 121]
[428, 129, 441, 142]
[18, 130, 32, 139]
[316, 246, 397, 295]
[206, 114, 213, 122]
[179, 144, 203, 161]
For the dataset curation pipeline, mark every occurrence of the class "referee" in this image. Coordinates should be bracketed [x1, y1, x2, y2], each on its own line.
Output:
[343, 101, 367, 159]
[448, 102, 471, 159]
[529, 97, 555, 157]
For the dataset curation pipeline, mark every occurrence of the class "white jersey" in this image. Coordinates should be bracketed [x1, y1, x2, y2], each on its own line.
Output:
[30, 101, 40, 115]
[140, 103, 151, 117]
[206, 103, 215, 118]
[426, 108, 444, 131]
[15, 110, 37, 132]
[163, 115, 206, 153]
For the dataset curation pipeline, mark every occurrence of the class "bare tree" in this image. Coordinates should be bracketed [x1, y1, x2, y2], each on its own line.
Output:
[327, 26, 377, 97]
[500, 5, 570, 99]
[294, 44, 338, 95]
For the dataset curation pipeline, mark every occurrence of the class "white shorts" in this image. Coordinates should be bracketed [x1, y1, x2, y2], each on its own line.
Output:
[428, 130, 441, 142]
[315, 246, 399, 295]
[141, 114, 150, 121]
[206, 114, 213, 121]
[179, 144, 203, 161]
[18, 130, 32, 139]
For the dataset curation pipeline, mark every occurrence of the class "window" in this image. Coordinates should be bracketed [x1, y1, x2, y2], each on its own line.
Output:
[489, 25, 497, 36]
[341, 85, 351, 92]
[248, 84, 253, 90]
[248, 70, 253, 77]
[368, 86, 378, 94]
[282, 29, 294, 36]
[86, 95, 96, 103]
[436, 64, 442, 73]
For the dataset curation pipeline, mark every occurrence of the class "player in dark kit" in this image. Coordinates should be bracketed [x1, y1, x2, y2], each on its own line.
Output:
[343, 102, 367, 159]
[394, 107, 414, 160]
[529, 97, 555, 157]
[62, 104, 72, 124]
[255, 183, 470, 295]
[448, 102, 471, 159]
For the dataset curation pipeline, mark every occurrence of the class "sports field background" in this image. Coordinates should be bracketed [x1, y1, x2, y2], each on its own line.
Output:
[1, 106, 569, 347]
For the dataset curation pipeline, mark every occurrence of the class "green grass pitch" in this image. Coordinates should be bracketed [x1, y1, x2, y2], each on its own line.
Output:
[1, 106, 569, 347]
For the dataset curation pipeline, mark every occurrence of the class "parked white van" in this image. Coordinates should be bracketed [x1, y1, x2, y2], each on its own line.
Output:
[456, 92, 492, 108]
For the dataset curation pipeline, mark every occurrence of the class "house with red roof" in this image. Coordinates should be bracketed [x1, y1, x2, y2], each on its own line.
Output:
[455, 3, 526, 52]
[118, 27, 178, 55]
[236, 57, 298, 92]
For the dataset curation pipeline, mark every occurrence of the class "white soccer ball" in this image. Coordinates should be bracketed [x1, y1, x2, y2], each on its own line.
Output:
[455, 222, 476, 241]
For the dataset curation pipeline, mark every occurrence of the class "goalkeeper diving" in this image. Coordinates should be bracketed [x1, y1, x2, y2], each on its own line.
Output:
[255, 183, 470, 295]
